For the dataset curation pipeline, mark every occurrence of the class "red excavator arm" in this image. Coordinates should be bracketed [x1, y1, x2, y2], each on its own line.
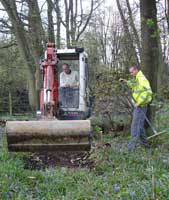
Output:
[40, 43, 58, 118]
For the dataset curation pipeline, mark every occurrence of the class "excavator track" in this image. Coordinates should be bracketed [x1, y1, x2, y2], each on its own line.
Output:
[6, 120, 91, 152]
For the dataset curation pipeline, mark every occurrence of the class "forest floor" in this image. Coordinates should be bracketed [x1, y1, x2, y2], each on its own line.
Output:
[0, 103, 169, 199]
[0, 124, 169, 199]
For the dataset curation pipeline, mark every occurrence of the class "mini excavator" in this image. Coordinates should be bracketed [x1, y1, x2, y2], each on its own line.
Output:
[6, 43, 91, 152]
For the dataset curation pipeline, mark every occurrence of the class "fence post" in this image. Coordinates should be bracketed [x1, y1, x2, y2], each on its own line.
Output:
[9, 91, 12, 116]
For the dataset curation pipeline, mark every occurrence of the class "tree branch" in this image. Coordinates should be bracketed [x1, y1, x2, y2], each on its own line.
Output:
[0, 42, 17, 49]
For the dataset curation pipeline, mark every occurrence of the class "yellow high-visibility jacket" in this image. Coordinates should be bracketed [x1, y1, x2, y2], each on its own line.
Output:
[127, 70, 153, 106]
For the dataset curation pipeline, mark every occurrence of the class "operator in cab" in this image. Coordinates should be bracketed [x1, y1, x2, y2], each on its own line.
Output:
[60, 63, 79, 88]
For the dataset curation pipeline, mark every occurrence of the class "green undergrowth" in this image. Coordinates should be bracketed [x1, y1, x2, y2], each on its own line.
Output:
[0, 113, 36, 121]
[0, 130, 169, 199]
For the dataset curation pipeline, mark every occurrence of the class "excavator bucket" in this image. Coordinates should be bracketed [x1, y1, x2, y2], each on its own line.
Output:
[6, 120, 91, 152]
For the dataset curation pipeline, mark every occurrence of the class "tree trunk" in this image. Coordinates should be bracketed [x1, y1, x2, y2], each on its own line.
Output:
[140, 0, 159, 92]
[60, 0, 94, 47]
[64, 0, 71, 47]
[0, 0, 37, 108]
[126, 0, 141, 58]
[47, 0, 55, 43]
[27, 0, 46, 109]
[55, 0, 61, 48]
[1, 0, 46, 109]
[140, 0, 163, 125]
[165, 0, 169, 32]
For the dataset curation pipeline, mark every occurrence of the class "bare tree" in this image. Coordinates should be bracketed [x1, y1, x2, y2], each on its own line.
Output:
[59, 0, 100, 47]
[116, 0, 140, 67]
[47, 0, 97, 47]
[126, 0, 141, 57]
[90, 7, 111, 65]
[55, 0, 61, 48]
[0, 0, 46, 108]
[110, 14, 123, 70]
[47, 0, 55, 43]
[165, 0, 169, 32]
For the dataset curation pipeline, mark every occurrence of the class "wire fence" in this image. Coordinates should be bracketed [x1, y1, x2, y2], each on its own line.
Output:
[0, 89, 33, 117]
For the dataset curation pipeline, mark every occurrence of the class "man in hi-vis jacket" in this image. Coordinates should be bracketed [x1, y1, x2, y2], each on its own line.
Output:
[120, 65, 153, 151]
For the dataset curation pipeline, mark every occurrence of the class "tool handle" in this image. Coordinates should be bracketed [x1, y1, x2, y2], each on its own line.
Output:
[121, 83, 158, 135]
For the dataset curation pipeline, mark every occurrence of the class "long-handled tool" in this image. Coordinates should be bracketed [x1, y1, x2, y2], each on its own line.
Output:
[121, 82, 168, 140]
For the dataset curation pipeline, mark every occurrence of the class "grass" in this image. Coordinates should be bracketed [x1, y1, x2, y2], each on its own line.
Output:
[0, 131, 169, 200]
[0, 103, 169, 200]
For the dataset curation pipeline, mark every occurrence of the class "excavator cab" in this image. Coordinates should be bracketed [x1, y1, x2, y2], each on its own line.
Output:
[6, 44, 91, 152]
[57, 48, 90, 120]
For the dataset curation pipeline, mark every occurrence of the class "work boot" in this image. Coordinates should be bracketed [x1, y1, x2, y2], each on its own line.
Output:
[140, 140, 150, 149]
[140, 134, 150, 148]
[128, 138, 139, 151]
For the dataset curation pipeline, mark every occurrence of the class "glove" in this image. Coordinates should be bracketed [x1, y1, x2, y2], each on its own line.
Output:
[133, 102, 139, 108]
[119, 78, 127, 83]
[131, 99, 139, 107]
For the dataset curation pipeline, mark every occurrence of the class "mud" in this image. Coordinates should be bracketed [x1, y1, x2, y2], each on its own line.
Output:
[0, 124, 94, 170]
[23, 151, 94, 170]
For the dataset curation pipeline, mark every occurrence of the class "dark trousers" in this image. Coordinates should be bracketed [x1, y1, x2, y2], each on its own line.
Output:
[128, 106, 148, 151]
